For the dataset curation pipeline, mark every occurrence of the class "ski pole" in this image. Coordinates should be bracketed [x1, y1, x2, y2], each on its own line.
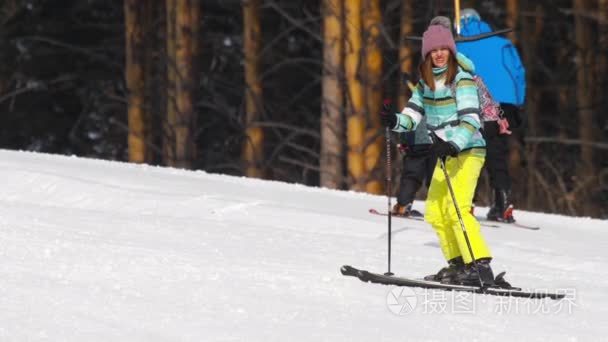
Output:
[384, 126, 394, 276]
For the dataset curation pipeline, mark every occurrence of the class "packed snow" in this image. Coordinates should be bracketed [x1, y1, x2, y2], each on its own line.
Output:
[0, 149, 607, 341]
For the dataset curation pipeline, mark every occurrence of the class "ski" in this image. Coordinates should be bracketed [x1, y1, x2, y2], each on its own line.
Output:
[369, 208, 424, 219]
[341, 265, 566, 300]
[478, 206, 541, 230]
[368, 208, 538, 230]
[369, 208, 501, 228]
[476, 217, 540, 231]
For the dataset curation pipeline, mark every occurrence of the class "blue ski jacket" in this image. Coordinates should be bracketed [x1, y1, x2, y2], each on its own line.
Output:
[456, 18, 526, 106]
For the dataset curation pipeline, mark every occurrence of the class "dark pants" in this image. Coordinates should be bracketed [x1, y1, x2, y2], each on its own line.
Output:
[397, 151, 436, 205]
[482, 104, 521, 191]
[485, 132, 511, 190]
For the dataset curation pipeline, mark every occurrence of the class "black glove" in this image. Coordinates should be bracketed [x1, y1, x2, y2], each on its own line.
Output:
[501, 104, 523, 129]
[431, 139, 459, 158]
[482, 121, 499, 140]
[380, 99, 397, 128]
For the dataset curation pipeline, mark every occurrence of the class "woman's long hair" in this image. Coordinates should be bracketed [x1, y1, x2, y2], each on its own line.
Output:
[419, 50, 459, 91]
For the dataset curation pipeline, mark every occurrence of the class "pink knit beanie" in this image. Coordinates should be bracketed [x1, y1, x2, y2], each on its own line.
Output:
[421, 24, 457, 59]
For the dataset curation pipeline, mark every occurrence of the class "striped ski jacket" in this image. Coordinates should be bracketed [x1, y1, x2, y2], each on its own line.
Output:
[392, 54, 485, 152]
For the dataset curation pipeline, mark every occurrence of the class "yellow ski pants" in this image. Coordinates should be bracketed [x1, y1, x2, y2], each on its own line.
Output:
[424, 150, 491, 264]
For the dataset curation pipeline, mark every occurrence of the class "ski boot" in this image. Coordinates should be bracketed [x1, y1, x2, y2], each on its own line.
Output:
[493, 272, 514, 289]
[501, 205, 515, 223]
[391, 202, 412, 217]
[424, 257, 464, 284]
[455, 258, 495, 287]
[487, 189, 515, 223]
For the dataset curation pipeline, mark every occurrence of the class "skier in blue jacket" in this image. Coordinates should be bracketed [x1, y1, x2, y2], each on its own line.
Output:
[456, 8, 526, 222]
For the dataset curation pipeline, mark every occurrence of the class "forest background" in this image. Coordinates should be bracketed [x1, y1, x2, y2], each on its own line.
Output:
[0, 0, 606, 218]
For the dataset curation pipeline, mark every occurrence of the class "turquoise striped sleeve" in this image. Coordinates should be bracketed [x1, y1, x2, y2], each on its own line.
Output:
[393, 82, 424, 133]
[406, 82, 425, 118]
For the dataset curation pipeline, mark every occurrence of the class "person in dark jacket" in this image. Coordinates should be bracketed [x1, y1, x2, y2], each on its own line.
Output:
[387, 105, 435, 216]
[456, 8, 526, 222]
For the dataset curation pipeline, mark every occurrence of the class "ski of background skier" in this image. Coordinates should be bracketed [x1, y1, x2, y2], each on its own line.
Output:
[476, 217, 540, 230]
[368, 208, 539, 230]
[368, 208, 501, 228]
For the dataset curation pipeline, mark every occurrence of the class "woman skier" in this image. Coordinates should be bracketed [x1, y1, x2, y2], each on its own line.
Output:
[380, 22, 495, 286]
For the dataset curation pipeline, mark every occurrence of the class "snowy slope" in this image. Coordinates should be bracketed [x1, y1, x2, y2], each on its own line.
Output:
[0, 149, 607, 342]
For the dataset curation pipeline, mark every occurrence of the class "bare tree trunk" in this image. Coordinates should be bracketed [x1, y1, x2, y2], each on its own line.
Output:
[175, 0, 199, 168]
[164, 0, 177, 165]
[521, 4, 543, 211]
[320, 0, 344, 189]
[242, 0, 265, 178]
[574, 0, 596, 213]
[124, 0, 150, 163]
[505, 0, 524, 190]
[362, 0, 383, 194]
[505, 0, 519, 44]
[598, 0, 607, 129]
[164, 0, 199, 169]
[398, 0, 414, 110]
[344, 0, 366, 191]
[146, 0, 165, 164]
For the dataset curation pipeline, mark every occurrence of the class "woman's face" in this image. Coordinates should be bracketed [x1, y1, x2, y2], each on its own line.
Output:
[430, 48, 450, 68]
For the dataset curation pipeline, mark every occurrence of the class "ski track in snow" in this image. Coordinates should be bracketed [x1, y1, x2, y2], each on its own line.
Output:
[0, 149, 607, 341]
